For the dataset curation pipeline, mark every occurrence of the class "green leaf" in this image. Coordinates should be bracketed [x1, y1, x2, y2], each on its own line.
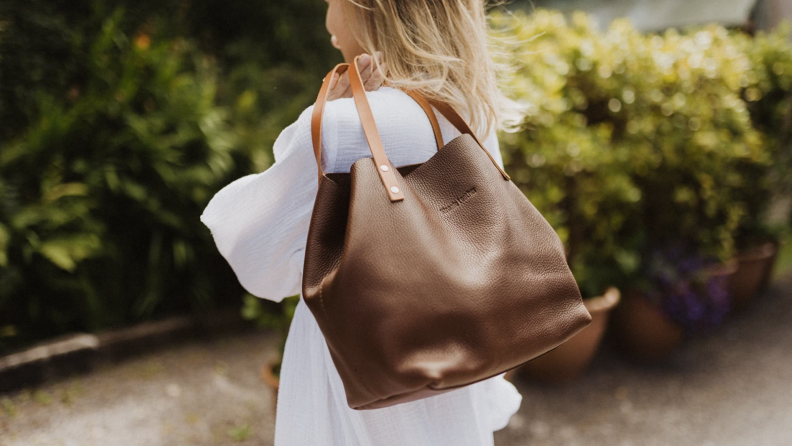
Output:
[38, 235, 102, 272]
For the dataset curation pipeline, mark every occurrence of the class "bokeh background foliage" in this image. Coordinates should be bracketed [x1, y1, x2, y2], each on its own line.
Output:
[493, 10, 791, 298]
[1, 3, 790, 353]
[0, 0, 339, 353]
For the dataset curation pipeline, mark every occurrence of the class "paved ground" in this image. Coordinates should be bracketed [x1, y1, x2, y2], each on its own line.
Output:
[496, 271, 792, 446]
[0, 334, 279, 446]
[1, 272, 790, 446]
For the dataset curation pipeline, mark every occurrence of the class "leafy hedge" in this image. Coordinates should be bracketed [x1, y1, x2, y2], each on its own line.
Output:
[737, 26, 792, 239]
[493, 10, 791, 297]
[3, 3, 791, 350]
[0, 0, 338, 352]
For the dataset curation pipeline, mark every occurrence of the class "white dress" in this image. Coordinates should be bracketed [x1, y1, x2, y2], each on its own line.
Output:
[200, 86, 522, 446]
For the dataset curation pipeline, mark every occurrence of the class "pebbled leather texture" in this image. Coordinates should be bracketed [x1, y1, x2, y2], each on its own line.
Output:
[302, 58, 592, 410]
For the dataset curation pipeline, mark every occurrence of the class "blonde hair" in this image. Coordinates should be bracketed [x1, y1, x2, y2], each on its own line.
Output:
[343, 0, 522, 136]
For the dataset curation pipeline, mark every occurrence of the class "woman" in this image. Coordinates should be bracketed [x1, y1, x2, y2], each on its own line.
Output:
[201, 0, 523, 444]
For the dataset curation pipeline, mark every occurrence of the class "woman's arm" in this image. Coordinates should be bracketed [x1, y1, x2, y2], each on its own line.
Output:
[201, 58, 386, 302]
[200, 106, 327, 302]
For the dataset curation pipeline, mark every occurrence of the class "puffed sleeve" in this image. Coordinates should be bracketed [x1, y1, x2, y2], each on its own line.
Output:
[200, 105, 336, 302]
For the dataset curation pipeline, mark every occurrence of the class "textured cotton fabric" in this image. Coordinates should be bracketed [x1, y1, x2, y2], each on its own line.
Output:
[201, 87, 523, 446]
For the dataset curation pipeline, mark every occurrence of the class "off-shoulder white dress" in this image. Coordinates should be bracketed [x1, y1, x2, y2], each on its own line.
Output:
[201, 86, 522, 446]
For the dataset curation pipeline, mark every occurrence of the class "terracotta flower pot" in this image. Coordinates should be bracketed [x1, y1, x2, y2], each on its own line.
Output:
[260, 360, 280, 414]
[729, 242, 779, 311]
[610, 260, 738, 362]
[609, 290, 685, 363]
[516, 287, 621, 384]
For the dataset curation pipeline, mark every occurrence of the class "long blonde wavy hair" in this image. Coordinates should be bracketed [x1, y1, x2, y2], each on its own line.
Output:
[343, 0, 521, 136]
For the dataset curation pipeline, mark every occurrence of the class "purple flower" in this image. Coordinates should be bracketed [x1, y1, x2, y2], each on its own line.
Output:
[643, 246, 732, 335]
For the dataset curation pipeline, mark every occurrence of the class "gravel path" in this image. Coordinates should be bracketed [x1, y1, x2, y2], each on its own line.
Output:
[496, 271, 792, 446]
[0, 334, 279, 446]
[1, 272, 790, 446]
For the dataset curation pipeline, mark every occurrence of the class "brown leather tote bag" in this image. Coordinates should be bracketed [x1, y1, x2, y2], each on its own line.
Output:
[303, 56, 591, 410]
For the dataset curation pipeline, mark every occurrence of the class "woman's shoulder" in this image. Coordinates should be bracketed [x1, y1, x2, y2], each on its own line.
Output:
[294, 86, 415, 120]
[288, 86, 502, 172]
[292, 87, 438, 171]
[322, 86, 422, 125]
[288, 87, 418, 144]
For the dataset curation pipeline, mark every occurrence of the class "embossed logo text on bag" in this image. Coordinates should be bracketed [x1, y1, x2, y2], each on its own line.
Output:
[439, 186, 478, 214]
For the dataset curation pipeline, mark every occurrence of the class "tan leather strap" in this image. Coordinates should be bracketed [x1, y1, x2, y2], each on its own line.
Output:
[405, 91, 443, 152]
[346, 55, 405, 201]
[426, 99, 511, 181]
[311, 59, 404, 201]
[310, 58, 510, 199]
[405, 91, 510, 180]
[311, 63, 350, 184]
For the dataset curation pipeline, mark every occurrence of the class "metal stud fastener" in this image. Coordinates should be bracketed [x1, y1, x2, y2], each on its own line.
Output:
[390, 186, 400, 194]
[380, 165, 389, 172]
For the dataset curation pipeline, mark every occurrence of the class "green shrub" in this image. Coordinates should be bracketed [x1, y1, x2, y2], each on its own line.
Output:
[738, 25, 792, 236]
[180, 0, 341, 171]
[493, 10, 771, 297]
[0, 9, 247, 351]
[0, 0, 338, 351]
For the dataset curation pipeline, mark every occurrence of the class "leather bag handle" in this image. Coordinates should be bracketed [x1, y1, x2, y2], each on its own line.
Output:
[311, 64, 444, 178]
[311, 62, 350, 184]
[405, 90, 444, 152]
[424, 100, 510, 181]
[403, 92, 510, 181]
[311, 60, 404, 202]
[311, 56, 510, 202]
[346, 56, 406, 201]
